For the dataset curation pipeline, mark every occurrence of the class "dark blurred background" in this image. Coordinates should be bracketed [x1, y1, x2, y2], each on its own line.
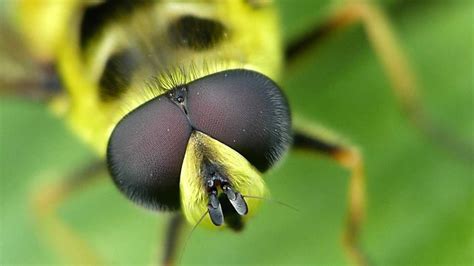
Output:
[1, 0, 473, 265]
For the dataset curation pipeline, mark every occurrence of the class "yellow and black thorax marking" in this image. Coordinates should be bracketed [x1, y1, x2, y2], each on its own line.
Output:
[19, 0, 283, 154]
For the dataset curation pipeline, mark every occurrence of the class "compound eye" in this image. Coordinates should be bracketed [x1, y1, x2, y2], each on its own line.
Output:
[107, 97, 192, 210]
[186, 70, 292, 171]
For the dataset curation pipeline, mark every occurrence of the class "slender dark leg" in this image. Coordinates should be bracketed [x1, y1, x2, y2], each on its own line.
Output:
[30, 160, 106, 265]
[284, 4, 358, 67]
[286, 0, 474, 162]
[0, 22, 61, 101]
[292, 126, 368, 266]
[161, 213, 186, 266]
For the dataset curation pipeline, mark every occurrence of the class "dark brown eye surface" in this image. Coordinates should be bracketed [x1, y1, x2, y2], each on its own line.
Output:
[107, 69, 292, 211]
[186, 70, 292, 171]
[107, 97, 192, 210]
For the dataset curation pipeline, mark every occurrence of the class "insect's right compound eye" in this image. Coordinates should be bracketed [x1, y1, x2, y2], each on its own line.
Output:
[107, 97, 192, 210]
[186, 70, 292, 171]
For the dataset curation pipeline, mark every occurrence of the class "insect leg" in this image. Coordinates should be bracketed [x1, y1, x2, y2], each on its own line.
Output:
[285, 0, 474, 162]
[0, 22, 61, 102]
[292, 121, 368, 266]
[161, 213, 186, 266]
[284, 3, 358, 67]
[30, 160, 106, 265]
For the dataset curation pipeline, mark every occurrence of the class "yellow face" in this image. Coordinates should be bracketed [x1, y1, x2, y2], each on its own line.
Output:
[18, 0, 289, 230]
[180, 131, 267, 229]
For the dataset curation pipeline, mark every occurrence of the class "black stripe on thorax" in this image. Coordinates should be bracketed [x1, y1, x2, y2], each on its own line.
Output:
[80, 0, 152, 49]
[99, 49, 138, 101]
[168, 15, 227, 51]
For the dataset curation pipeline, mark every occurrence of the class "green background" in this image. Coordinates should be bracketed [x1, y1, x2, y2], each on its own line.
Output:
[1, 1, 473, 265]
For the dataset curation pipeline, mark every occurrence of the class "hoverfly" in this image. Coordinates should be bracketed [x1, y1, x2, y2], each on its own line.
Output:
[1, 0, 472, 265]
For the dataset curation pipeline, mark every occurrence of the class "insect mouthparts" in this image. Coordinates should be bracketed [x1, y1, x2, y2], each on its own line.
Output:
[202, 161, 248, 226]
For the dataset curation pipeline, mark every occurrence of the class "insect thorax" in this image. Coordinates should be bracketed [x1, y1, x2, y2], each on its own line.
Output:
[44, 0, 282, 156]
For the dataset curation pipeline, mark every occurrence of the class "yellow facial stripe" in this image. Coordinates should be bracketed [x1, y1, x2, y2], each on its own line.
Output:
[180, 131, 267, 229]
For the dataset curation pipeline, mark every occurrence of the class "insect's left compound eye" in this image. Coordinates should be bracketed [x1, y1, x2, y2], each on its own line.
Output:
[107, 97, 192, 210]
[107, 69, 292, 211]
